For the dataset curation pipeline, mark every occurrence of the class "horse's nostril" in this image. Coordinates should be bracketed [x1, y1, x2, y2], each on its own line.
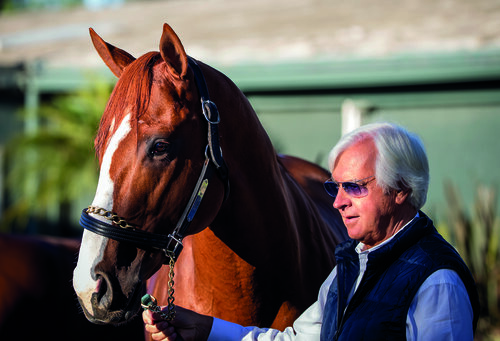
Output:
[94, 276, 103, 294]
[92, 274, 111, 309]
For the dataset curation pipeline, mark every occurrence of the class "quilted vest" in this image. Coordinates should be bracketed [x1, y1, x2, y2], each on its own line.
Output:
[320, 213, 479, 341]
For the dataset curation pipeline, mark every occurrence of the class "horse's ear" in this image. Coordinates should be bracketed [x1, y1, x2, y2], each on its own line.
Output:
[159, 23, 188, 80]
[89, 28, 135, 78]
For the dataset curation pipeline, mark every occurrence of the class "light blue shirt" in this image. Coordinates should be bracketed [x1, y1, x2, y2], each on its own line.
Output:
[208, 217, 474, 340]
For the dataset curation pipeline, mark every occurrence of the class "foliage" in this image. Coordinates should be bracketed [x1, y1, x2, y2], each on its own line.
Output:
[1, 0, 81, 13]
[1, 76, 112, 233]
[440, 181, 500, 340]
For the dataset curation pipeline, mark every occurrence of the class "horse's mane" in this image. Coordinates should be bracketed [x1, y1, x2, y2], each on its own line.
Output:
[95, 52, 163, 160]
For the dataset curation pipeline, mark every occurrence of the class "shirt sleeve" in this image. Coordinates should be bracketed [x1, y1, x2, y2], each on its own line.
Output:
[406, 269, 474, 341]
[207, 267, 337, 341]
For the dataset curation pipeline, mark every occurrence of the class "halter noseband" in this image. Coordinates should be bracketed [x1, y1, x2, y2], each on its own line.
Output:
[79, 57, 229, 261]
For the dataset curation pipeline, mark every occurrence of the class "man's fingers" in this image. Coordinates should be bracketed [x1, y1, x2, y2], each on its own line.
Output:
[145, 322, 177, 341]
[145, 320, 177, 340]
[151, 327, 177, 341]
[143, 307, 169, 323]
[145, 320, 168, 332]
[143, 309, 155, 324]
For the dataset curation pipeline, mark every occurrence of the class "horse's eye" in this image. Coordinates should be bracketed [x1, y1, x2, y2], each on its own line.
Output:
[150, 141, 170, 157]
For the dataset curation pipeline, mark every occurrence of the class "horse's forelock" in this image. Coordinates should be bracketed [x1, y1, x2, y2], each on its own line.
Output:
[95, 52, 163, 159]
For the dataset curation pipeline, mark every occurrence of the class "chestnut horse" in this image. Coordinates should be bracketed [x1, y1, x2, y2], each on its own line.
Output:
[73, 23, 347, 335]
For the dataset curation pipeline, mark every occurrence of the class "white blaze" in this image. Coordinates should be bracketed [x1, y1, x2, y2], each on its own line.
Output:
[73, 114, 132, 313]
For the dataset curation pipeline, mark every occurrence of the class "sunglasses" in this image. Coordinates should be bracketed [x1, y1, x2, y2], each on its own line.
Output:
[324, 175, 376, 198]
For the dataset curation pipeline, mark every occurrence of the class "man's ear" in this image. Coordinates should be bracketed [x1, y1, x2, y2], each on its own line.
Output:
[395, 188, 411, 205]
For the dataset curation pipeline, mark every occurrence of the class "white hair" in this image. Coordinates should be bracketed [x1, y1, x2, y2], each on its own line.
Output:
[328, 122, 429, 210]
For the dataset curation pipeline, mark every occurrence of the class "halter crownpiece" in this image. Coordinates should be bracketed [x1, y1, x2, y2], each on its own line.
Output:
[79, 56, 229, 261]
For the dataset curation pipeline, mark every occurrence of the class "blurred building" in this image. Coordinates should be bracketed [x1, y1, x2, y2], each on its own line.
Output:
[1, 0, 500, 234]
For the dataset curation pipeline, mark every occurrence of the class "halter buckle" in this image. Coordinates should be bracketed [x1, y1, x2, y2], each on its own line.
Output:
[202, 100, 220, 124]
[164, 233, 184, 261]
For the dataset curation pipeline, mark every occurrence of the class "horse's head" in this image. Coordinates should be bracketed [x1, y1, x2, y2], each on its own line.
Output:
[73, 24, 227, 325]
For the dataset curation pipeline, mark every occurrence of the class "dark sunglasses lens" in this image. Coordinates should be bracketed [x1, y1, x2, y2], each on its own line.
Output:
[323, 181, 339, 197]
[343, 182, 364, 197]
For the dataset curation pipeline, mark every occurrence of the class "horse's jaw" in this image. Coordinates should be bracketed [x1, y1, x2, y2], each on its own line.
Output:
[73, 230, 146, 325]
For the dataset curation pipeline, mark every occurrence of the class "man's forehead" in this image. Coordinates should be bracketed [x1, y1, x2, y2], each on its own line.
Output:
[332, 139, 376, 179]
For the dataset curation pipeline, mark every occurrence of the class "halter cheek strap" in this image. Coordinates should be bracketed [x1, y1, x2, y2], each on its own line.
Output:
[188, 57, 229, 194]
[79, 56, 229, 262]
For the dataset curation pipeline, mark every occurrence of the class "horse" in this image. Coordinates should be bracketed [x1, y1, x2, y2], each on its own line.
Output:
[0, 233, 145, 340]
[72, 23, 348, 336]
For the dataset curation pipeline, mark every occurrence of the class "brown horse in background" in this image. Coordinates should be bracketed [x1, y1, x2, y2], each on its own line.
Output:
[0, 233, 145, 340]
[73, 23, 347, 336]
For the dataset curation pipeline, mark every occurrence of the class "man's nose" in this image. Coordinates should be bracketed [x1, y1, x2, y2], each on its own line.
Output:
[333, 186, 350, 210]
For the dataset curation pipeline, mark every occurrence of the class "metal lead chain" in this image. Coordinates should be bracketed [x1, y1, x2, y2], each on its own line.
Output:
[141, 252, 177, 322]
[141, 294, 175, 322]
[165, 251, 177, 321]
[87, 206, 136, 230]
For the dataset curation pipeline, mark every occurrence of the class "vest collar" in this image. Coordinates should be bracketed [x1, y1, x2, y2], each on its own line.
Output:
[335, 211, 435, 267]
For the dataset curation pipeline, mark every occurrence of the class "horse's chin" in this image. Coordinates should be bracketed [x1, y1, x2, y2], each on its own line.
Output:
[77, 283, 144, 326]
[80, 302, 141, 326]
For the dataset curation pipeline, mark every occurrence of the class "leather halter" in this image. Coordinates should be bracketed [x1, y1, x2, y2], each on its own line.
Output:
[79, 57, 229, 261]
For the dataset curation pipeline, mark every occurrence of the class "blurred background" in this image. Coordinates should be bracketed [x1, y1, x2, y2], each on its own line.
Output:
[0, 0, 499, 338]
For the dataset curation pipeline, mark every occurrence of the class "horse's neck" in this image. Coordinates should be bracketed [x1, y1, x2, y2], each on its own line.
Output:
[205, 66, 338, 272]
[212, 109, 334, 270]
[212, 154, 338, 289]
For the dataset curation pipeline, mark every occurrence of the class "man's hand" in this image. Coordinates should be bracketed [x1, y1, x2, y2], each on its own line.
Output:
[143, 305, 214, 341]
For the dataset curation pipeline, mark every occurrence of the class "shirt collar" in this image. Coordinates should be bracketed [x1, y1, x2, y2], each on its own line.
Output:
[355, 212, 420, 254]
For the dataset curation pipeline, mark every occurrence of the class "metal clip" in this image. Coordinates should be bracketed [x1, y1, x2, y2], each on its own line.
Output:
[202, 100, 220, 124]
[164, 233, 184, 261]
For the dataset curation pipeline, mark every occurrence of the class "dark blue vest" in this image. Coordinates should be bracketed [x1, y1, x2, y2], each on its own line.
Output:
[320, 213, 479, 340]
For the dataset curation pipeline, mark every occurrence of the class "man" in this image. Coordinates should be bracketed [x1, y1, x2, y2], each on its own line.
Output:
[144, 122, 479, 340]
